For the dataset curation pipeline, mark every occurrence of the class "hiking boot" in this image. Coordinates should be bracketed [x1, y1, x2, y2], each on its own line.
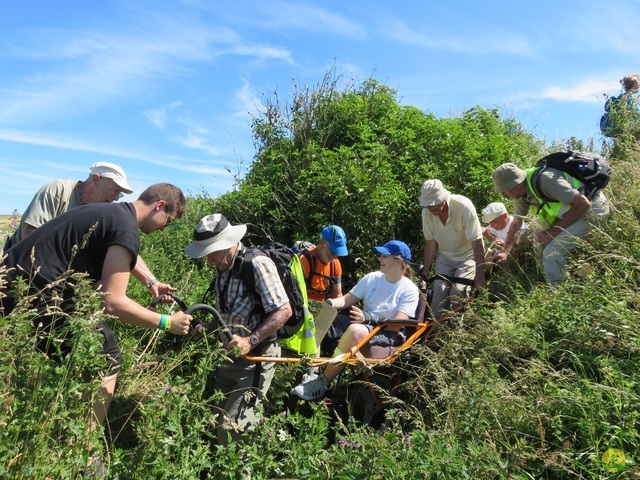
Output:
[290, 374, 329, 401]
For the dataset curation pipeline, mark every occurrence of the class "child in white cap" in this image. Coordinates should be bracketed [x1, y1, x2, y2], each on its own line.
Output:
[481, 202, 526, 264]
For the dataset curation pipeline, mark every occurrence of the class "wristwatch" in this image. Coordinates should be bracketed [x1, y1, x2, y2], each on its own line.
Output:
[249, 334, 260, 346]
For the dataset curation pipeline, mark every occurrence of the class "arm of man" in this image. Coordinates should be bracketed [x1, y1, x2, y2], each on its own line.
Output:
[493, 217, 524, 263]
[471, 238, 487, 290]
[329, 282, 343, 299]
[227, 302, 293, 355]
[537, 193, 592, 246]
[100, 245, 191, 335]
[130, 255, 177, 298]
[22, 223, 37, 238]
[422, 239, 437, 278]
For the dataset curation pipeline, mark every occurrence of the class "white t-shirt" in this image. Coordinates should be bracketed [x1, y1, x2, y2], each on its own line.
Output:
[484, 216, 528, 242]
[350, 271, 419, 319]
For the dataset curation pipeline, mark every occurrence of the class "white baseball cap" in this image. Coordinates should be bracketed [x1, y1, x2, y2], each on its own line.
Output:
[481, 202, 508, 223]
[90, 162, 133, 194]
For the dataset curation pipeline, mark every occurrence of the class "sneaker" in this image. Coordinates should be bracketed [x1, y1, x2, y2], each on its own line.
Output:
[301, 368, 319, 383]
[290, 374, 329, 401]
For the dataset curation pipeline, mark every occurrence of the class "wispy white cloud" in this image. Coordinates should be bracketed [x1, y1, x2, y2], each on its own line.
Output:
[538, 78, 620, 103]
[0, 10, 293, 125]
[143, 101, 183, 129]
[382, 17, 537, 56]
[0, 128, 230, 175]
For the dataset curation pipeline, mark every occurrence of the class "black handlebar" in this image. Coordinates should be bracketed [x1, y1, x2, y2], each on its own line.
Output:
[149, 293, 188, 311]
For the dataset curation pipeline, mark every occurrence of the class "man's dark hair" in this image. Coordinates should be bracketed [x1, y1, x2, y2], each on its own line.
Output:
[138, 183, 186, 218]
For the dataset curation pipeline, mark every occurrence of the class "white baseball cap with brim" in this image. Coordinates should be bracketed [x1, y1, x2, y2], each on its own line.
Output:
[90, 162, 133, 194]
[419, 179, 451, 207]
[185, 214, 247, 258]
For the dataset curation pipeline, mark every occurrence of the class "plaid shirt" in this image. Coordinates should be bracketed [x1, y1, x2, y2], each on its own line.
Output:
[215, 243, 289, 336]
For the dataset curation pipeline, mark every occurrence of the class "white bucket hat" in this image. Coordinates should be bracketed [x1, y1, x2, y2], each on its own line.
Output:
[481, 202, 508, 223]
[185, 214, 247, 258]
[419, 179, 451, 207]
[90, 162, 133, 194]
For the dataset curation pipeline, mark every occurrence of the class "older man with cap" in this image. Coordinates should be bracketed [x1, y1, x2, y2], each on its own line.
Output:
[185, 214, 292, 445]
[491, 162, 609, 285]
[420, 179, 486, 320]
[3, 162, 175, 299]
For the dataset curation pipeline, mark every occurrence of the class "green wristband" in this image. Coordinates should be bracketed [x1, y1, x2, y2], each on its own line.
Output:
[159, 314, 170, 331]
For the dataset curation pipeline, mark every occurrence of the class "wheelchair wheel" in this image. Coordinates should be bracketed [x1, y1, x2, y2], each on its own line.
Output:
[347, 374, 393, 428]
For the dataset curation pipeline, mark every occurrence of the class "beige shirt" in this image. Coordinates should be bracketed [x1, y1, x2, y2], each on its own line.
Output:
[6, 179, 81, 246]
[422, 194, 483, 261]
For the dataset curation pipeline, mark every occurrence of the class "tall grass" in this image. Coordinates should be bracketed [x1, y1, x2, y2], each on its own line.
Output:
[2, 135, 640, 478]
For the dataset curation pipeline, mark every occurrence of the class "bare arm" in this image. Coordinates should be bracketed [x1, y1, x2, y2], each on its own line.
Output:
[326, 292, 359, 310]
[99, 245, 191, 335]
[22, 223, 37, 238]
[130, 255, 177, 298]
[471, 238, 487, 290]
[228, 302, 293, 355]
[493, 217, 524, 263]
[421, 240, 437, 277]
[537, 193, 592, 246]
[329, 282, 343, 299]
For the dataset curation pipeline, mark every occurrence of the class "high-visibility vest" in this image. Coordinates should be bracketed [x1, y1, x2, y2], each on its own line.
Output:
[525, 167, 582, 227]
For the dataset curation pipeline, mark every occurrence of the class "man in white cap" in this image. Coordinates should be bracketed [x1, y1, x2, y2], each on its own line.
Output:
[419, 179, 486, 320]
[1, 183, 192, 473]
[491, 162, 609, 285]
[4, 162, 175, 298]
[185, 214, 292, 445]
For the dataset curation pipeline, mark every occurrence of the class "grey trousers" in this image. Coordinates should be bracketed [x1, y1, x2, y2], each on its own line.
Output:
[430, 253, 475, 320]
[214, 339, 280, 445]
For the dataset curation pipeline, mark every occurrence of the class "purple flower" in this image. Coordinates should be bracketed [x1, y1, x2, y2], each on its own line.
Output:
[165, 386, 173, 393]
[180, 391, 185, 396]
[338, 439, 347, 446]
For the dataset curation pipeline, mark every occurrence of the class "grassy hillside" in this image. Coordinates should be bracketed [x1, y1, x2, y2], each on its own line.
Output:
[1, 134, 640, 476]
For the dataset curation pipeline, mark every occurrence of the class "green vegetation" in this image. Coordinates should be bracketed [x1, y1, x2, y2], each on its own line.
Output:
[1, 74, 639, 479]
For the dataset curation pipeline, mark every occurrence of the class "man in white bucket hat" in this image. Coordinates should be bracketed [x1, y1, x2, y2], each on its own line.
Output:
[186, 213, 292, 445]
[419, 179, 486, 320]
[4, 161, 174, 299]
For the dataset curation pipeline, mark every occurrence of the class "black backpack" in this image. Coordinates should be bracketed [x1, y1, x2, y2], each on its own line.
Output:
[240, 242, 308, 339]
[531, 151, 611, 201]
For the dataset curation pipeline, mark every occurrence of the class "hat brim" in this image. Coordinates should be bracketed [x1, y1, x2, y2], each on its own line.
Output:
[330, 244, 348, 257]
[373, 246, 391, 255]
[185, 224, 247, 258]
[419, 191, 450, 207]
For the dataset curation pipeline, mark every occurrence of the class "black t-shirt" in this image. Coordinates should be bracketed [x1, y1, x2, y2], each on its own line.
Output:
[3, 202, 140, 305]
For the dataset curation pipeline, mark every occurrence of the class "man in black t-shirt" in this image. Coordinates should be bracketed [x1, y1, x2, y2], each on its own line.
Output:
[1, 183, 192, 431]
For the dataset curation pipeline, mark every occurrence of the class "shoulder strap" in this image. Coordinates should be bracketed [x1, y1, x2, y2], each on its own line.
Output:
[299, 249, 314, 290]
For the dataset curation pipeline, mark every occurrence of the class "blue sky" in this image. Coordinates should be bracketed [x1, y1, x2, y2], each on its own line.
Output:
[1, 0, 638, 214]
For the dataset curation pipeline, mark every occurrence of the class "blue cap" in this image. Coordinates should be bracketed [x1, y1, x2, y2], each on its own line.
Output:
[321, 225, 348, 257]
[374, 240, 411, 261]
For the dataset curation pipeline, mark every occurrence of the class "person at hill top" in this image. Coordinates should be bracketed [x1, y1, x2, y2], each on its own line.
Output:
[290, 240, 419, 401]
[1, 184, 192, 468]
[600, 73, 640, 137]
[491, 162, 609, 285]
[3, 161, 176, 300]
[420, 179, 486, 320]
[185, 214, 292, 445]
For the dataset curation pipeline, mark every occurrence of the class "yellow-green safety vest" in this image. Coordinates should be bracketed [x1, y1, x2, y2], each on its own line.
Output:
[525, 167, 582, 227]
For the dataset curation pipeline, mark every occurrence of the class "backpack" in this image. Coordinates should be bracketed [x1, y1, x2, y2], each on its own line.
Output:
[240, 242, 309, 339]
[298, 247, 339, 299]
[600, 95, 620, 137]
[531, 150, 611, 201]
